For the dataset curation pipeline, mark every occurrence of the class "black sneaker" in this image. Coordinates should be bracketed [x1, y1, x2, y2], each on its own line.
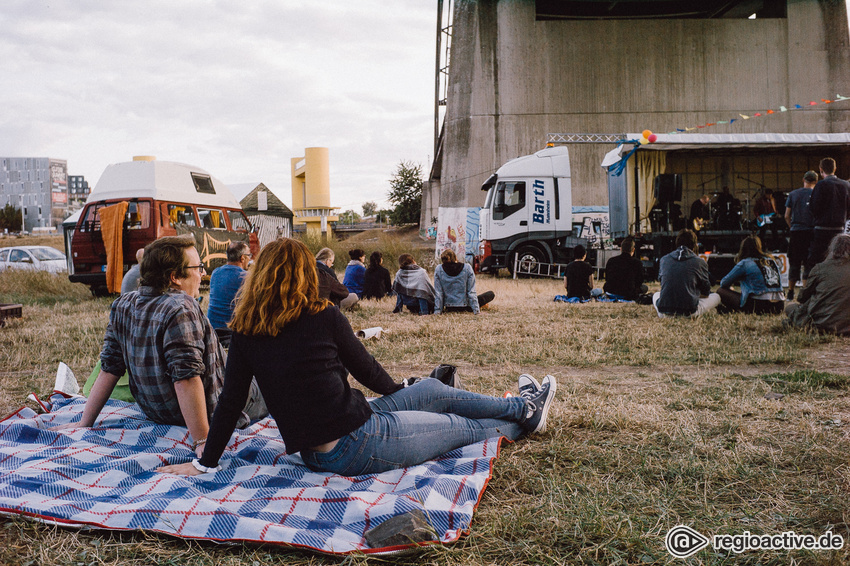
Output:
[522, 375, 557, 434]
[787, 287, 795, 301]
[517, 374, 541, 398]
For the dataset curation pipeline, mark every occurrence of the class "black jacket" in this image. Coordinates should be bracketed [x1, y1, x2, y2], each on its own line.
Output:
[603, 253, 644, 299]
[810, 176, 850, 229]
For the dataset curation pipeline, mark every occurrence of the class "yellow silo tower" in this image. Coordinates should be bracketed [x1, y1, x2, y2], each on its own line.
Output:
[291, 147, 338, 236]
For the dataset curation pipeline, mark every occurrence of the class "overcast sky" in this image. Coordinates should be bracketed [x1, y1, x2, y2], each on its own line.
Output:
[0, 1, 436, 212]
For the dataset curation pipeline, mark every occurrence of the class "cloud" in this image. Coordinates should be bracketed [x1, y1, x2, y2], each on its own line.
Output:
[0, 0, 434, 209]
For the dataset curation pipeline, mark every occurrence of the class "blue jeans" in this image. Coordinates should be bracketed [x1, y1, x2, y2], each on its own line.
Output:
[395, 293, 433, 315]
[300, 378, 527, 476]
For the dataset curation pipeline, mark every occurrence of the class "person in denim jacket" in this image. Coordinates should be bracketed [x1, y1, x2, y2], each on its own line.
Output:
[433, 249, 494, 314]
[718, 235, 785, 314]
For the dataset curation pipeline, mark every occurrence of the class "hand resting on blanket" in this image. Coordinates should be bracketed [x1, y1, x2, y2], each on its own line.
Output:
[158, 462, 203, 476]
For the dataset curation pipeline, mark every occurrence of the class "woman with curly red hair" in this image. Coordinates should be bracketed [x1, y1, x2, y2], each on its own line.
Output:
[158, 238, 556, 477]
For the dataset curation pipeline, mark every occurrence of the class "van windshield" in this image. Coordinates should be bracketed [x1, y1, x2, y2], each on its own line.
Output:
[228, 210, 252, 231]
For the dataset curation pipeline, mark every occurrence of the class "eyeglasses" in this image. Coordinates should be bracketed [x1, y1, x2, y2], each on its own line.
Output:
[186, 264, 207, 273]
[242, 253, 252, 259]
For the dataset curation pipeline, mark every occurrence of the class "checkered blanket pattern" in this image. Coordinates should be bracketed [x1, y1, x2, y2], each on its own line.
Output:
[0, 394, 503, 554]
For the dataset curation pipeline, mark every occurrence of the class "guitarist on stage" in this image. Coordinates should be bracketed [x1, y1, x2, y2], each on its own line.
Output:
[689, 194, 711, 231]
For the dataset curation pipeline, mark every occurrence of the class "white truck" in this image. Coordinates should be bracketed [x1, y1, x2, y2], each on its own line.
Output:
[477, 146, 586, 274]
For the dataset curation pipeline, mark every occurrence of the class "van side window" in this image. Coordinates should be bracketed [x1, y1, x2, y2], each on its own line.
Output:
[125, 201, 151, 230]
[493, 181, 525, 220]
[228, 210, 252, 232]
[167, 205, 197, 227]
[197, 208, 226, 229]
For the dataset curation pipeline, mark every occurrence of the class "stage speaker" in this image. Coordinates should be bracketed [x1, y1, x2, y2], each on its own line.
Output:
[654, 174, 682, 203]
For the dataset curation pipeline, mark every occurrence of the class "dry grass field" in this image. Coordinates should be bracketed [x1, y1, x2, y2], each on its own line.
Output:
[0, 234, 849, 565]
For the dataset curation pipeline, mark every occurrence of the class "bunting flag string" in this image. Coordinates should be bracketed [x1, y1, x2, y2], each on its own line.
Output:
[667, 94, 850, 134]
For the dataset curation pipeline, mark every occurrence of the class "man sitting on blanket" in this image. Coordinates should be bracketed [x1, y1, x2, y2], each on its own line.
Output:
[54, 235, 267, 456]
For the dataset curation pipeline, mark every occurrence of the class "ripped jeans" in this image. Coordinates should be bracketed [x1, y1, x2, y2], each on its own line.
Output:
[300, 378, 527, 476]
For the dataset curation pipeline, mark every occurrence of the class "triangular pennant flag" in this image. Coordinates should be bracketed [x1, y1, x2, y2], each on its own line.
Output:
[677, 128, 686, 132]
[697, 125, 705, 128]
[730, 118, 737, 123]
[685, 127, 696, 131]
[836, 94, 849, 100]
[822, 99, 833, 103]
[809, 101, 818, 106]
[717, 120, 729, 124]
[740, 114, 750, 119]
[795, 105, 802, 109]
[767, 110, 774, 114]
[754, 113, 762, 117]
[780, 106, 788, 112]
[706, 123, 716, 126]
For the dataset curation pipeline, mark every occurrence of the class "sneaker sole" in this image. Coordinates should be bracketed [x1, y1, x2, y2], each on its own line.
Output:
[532, 376, 557, 433]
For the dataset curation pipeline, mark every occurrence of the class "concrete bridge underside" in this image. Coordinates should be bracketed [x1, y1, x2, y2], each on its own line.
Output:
[424, 0, 850, 223]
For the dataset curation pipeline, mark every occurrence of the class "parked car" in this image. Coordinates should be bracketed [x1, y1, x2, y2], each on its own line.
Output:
[0, 246, 68, 273]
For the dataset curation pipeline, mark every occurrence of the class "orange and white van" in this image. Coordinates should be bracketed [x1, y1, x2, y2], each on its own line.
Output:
[68, 156, 258, 296]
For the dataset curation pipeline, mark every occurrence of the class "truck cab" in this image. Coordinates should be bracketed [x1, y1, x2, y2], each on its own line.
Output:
[478, 146, 584, 273]
[68, 157, 257, 296]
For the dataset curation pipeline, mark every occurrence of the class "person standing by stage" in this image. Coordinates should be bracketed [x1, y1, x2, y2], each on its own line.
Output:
[807, 157, 850, 272]
[784, 171, 817, 300]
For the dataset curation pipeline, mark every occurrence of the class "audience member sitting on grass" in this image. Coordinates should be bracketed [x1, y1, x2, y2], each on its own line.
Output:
[433, 249, 494, 314]
[156, 238, 558, 478]
[54, 235, 268, 457]
[362, 251, 393, 300]
[784, 233, 850, 335]
[602, 237, 648, 301]
[120, 248, 145, 295]
[315, 248, 358, 310]
[206, 241, 251, 330]
[392, 253, 436, 315]
[717, 235, 785, 315]
[343, 248, 366, 298]
[653, 229, 721, 318]
[564, 245, 602, 300]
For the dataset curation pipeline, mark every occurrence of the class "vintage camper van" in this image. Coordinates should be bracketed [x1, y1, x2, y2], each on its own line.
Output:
[68, 157, 258, 296]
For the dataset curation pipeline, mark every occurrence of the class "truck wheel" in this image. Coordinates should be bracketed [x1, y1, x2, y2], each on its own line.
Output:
[511, 246, 545, 276]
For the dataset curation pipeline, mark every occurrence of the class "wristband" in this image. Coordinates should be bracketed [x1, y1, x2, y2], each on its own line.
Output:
[191, 458, 221, 474]
[192, 438, 207, 450]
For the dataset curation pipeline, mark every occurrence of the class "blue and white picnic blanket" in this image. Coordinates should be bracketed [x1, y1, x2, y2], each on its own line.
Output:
[0, 394, 503, 554]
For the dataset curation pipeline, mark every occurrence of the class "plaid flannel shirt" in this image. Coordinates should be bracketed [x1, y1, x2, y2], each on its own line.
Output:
[101, 286, 227, 426]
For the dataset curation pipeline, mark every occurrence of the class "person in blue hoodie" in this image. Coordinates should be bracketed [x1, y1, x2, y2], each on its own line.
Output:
[653, 229, 721, 318]
[343, 248, 366, 298]
[433, 248, 494, 314]
[717, 235, 785, 315]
